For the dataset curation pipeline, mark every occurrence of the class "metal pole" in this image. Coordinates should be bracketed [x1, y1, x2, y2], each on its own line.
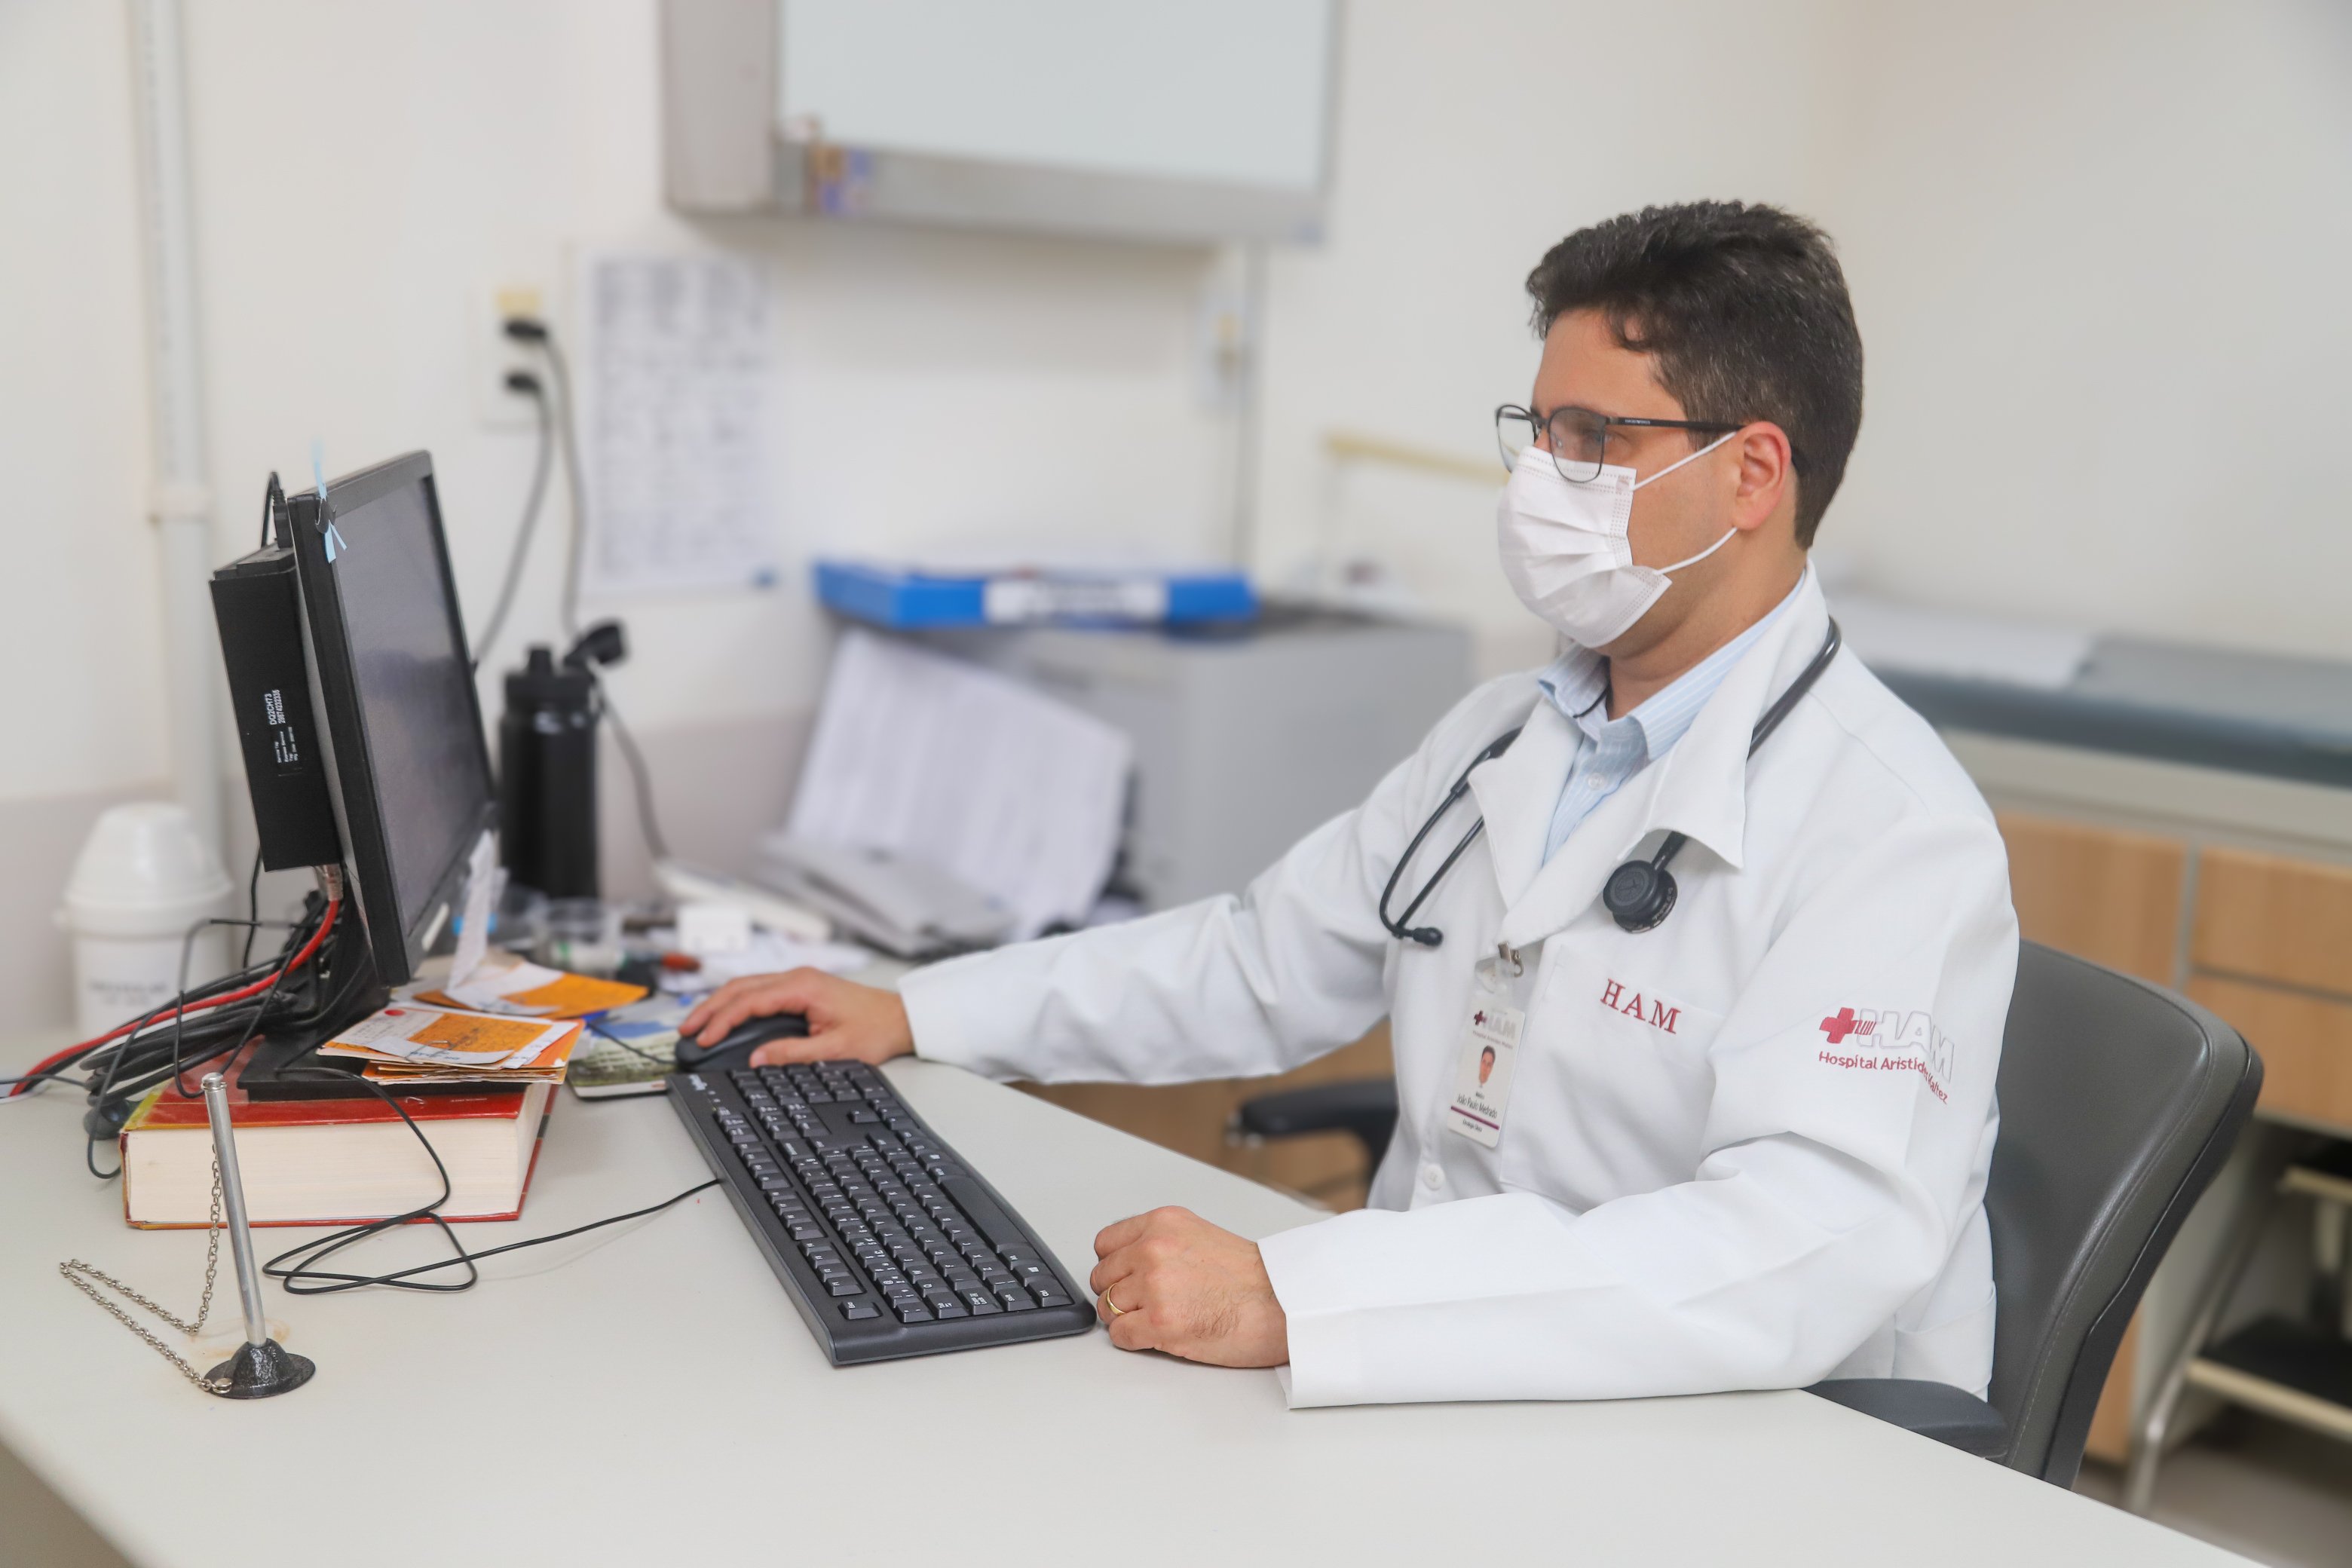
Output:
[127, 0, 226, 858]
[200, 1071, 271, 1349]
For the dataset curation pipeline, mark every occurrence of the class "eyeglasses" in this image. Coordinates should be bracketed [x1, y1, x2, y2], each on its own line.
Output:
[1495, 403, 1743, 485]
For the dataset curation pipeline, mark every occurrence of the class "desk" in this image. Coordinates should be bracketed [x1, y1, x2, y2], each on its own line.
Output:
[0, 1061, 2244, 1566]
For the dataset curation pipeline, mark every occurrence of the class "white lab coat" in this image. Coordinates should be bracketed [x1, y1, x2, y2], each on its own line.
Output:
[902, 569, 2018, 1408]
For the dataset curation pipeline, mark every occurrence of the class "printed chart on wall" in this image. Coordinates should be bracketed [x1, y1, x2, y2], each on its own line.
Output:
[578, 251, 779, 593]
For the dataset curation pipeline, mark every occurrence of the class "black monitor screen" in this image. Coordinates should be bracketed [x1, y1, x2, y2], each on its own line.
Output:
[329, 480, 488, 934]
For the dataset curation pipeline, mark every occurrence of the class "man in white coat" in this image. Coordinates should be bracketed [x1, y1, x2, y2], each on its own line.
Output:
[684, 201, 2020, 1408]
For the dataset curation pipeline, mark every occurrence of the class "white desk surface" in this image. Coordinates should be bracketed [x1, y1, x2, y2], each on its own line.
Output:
[0, 1058, 2244, 1567]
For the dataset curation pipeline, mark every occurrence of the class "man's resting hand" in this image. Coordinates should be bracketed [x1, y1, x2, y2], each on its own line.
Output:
[1090, 1207, 1288, 1368]
[678, 969, 913, 1067]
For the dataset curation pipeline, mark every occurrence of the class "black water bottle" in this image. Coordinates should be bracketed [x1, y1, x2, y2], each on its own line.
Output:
[498, 645, 600, 897]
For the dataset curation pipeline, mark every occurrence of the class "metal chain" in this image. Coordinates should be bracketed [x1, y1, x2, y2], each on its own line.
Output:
[59, 1159, 231, 1395]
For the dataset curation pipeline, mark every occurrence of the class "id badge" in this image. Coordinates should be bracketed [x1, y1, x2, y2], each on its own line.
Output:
[1446, 953, 1525, 1148]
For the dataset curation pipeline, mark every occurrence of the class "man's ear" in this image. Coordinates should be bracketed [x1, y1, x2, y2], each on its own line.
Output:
[1729, 421, 1796, 534]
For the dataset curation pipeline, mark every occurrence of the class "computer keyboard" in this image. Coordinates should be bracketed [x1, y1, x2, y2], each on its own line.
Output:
[669, 1058, 1095, 1363]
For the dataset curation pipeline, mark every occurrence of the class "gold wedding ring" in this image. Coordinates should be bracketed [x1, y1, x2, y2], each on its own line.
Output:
[1103, 1291, 1125, 1315]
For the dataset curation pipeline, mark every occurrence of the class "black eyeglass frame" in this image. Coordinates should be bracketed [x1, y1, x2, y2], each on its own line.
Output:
[1495, 403, 1750, 484]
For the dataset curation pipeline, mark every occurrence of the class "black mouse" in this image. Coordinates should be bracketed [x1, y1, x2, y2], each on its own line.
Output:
[672, 1011, 810, 1072]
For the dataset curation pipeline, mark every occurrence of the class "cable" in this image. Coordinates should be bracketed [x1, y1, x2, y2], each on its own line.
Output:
[240, 848, 263, 967]
[9, 893, 341, 1101]
[539, 332, 590, 640]
[492, 317, 669, 864]
[262, 1065, 715, 1295]
[593, 676, 670, 863]
[470, 371, 553, 674]
[495, 317, 586, 641]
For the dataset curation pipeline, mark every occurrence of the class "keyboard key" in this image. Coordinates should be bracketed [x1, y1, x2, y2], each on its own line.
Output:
[828, 1279, 862, 1297]
[840, 1300, 880, 1321]
[1034, 1288, 1073, 1309]
[996, 1286, 1037, 1312]
[957, 1288, 1003, 1315]
[894, 1301, 934, 1324]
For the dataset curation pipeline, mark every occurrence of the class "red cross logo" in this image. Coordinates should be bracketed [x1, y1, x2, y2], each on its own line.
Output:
[1820, 1007, 1860, 1044]
[1472, 1010, 1487, 1027]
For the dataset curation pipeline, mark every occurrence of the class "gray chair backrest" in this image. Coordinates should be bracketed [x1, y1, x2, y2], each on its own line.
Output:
[1986, 942, 2262, 1484]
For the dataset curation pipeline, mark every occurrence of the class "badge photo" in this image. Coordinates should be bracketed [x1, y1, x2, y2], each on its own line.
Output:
[1445, 1000, 1523, 1149]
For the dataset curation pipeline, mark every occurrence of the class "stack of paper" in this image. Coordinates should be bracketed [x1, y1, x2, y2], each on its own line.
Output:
[319, 1006, 583, 1086]
[786, 629, 1133, 941]
[416, 951, 646, 1019]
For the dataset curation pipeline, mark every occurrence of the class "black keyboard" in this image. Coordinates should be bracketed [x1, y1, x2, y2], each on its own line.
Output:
[669, 1058, 1095, 1363]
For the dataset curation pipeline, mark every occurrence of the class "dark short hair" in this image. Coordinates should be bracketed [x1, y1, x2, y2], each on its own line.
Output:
[1525, 201, 1863, 547]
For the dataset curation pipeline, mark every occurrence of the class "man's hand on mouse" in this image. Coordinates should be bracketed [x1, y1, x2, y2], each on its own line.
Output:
[1089, 1206, 1288, 1368]
[679, 969, 914, 1067]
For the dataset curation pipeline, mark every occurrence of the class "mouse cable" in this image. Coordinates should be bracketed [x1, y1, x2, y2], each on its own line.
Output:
[262, 1067, 715, 1295]
[584, 1018, 669, 1066]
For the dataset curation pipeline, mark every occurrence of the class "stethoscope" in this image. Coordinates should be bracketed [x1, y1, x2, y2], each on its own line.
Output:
[1378, 619, 1842, 945]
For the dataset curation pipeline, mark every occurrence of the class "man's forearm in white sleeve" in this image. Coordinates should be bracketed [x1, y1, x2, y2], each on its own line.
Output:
[900, 716, 1449, 1086]
[1262, 813, 2017, 1407]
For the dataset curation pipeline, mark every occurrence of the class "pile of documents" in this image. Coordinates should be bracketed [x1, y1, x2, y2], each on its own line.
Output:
[415, 950, 646, 1018]
[319, 1006, 584, 1086]
[785, 629, 1132, 941]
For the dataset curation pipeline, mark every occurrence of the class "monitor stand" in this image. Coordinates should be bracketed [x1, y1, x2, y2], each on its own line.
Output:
[234, 950, 480, 1102]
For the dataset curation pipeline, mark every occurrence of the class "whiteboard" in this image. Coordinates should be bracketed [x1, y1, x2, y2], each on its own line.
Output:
[777, 0, 1333, 194]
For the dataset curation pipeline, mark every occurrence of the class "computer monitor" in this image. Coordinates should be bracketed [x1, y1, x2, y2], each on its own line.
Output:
[286, 451, 496, 989]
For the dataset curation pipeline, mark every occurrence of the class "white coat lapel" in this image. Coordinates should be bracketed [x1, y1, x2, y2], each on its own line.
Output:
[1493, 568, 1833, 948]
[1462, 695, 1574, 912]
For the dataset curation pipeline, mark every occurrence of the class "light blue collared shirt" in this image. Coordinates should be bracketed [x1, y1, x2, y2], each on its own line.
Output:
[1534, 583, 1801, 864]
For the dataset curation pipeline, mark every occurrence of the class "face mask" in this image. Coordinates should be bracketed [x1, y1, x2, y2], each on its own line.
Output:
[1496, 430, 1738, 648]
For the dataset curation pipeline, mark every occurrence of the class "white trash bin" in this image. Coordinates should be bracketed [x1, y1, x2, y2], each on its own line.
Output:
[57, 804, 234, 1040]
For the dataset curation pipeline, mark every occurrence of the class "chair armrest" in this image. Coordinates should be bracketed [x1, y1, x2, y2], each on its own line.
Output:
[1230, 1078, 1399, 1165]
[1805, 1378, 2010, 1460]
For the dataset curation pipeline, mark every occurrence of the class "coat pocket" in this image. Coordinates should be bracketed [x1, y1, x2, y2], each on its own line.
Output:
[1496, 948, 1728, 1202]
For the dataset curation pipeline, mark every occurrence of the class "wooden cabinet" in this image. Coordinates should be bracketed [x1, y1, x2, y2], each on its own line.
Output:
[1993, 813, 2352, 1462]
[1995, 813, 2185, 982]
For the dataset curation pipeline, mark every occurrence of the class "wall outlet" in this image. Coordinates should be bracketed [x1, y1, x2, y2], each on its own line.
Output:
[475, 280, 550, 429]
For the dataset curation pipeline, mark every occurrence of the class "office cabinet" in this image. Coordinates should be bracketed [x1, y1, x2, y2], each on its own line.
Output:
[1993, 813, 2352, 1462]
[1996, 814, 2185, 982]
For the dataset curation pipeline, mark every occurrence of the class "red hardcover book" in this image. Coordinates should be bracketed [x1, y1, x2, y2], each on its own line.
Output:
[118, 1046, 553, 1229]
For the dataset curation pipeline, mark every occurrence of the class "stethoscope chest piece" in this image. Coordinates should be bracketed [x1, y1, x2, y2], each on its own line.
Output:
[1602, 857, 1678, 933]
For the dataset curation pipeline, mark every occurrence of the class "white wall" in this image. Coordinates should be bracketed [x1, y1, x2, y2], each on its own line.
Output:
[1251, 0, 2352, 666]
[1818, 0, 2352, 657]
[0, 0, 1233, 816]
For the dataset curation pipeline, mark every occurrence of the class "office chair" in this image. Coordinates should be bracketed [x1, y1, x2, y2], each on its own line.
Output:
[1231, 941, 2263, 1486]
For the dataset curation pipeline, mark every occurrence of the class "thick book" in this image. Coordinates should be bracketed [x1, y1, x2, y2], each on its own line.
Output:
[118, 1049, 553, 1228]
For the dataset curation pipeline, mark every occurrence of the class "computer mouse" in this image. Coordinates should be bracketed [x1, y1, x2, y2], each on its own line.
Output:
[672, 1011, 810, 1072]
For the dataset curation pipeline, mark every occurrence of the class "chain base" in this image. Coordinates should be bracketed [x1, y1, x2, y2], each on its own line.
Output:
[204, 1337, 315, 1398]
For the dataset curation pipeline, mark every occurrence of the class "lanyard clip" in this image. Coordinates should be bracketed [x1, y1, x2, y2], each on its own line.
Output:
[1496, 943, 1523, 978]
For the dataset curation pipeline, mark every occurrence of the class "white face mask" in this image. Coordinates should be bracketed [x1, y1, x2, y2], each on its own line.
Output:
[1496, 430, 1738, 648]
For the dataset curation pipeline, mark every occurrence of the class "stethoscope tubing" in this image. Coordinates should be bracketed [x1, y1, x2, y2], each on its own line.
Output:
[1378, 618, 1842, 947]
